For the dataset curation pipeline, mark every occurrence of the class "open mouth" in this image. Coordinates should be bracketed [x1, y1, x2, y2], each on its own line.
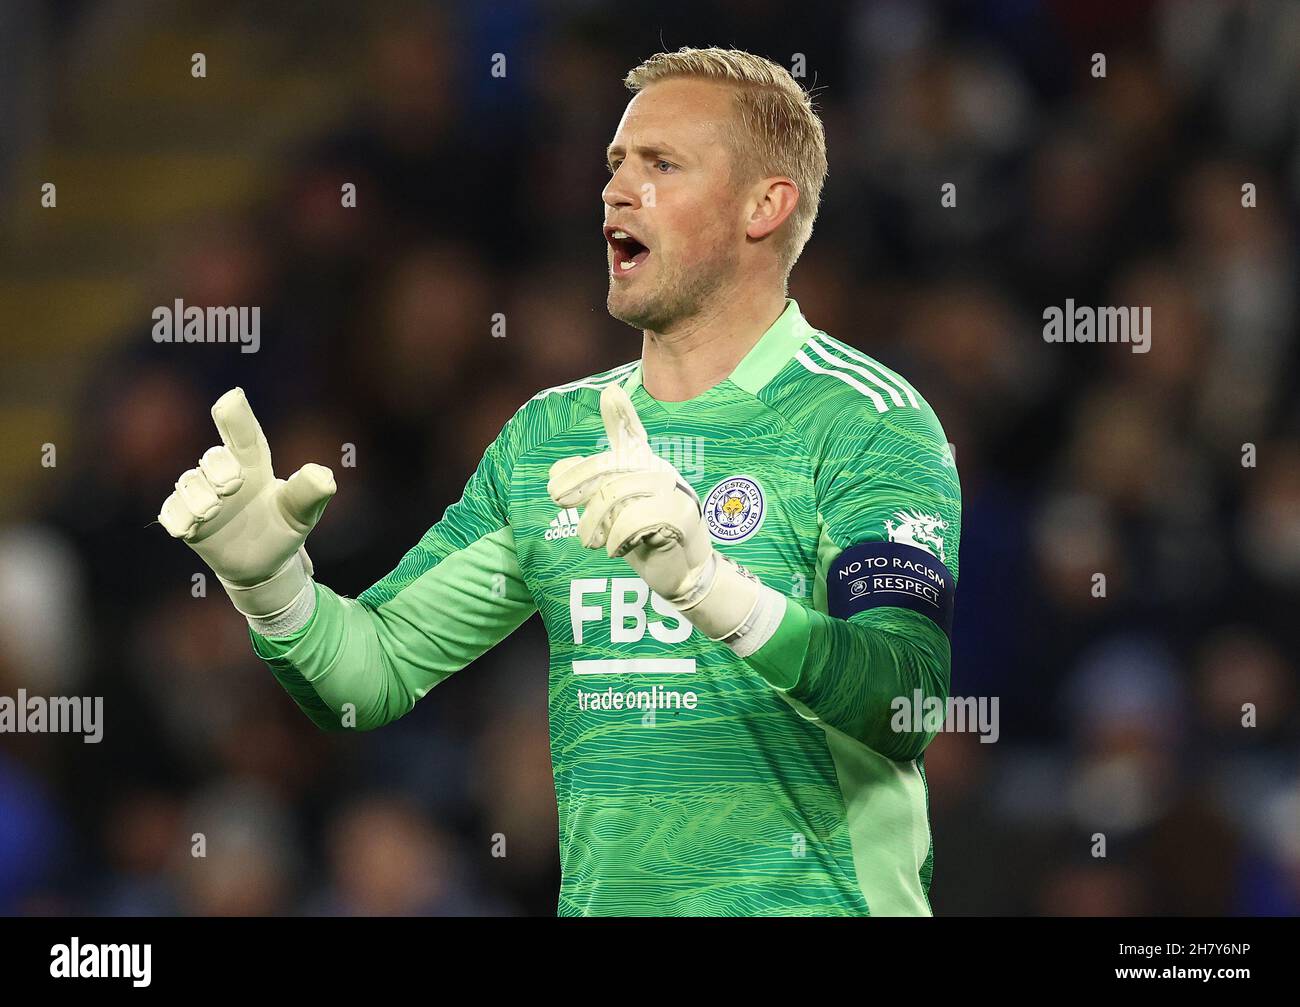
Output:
[604, 225, 651, 274]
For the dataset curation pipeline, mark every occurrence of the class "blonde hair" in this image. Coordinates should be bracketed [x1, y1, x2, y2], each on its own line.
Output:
[624, 47, 828, 278]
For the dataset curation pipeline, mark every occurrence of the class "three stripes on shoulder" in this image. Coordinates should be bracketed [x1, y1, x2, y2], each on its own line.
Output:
[531, 361, 639, 403]
[795, 334, 920, 414]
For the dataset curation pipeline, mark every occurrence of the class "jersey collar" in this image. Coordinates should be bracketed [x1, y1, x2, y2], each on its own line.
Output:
[619, 298, 815, 400]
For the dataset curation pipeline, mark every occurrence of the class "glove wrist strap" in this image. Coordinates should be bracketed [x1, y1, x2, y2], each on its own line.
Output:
[220, 548, 314, 622]
[246, 577, 317, 637]
[719, 582, 787, 658]
[674, 552, 784, 655]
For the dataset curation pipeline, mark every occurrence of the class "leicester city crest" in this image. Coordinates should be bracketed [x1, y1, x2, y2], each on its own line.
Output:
[703, 475, 765, 543]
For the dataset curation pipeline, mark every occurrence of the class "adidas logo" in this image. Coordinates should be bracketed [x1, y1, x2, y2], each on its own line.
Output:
[545, 507, 581, 541]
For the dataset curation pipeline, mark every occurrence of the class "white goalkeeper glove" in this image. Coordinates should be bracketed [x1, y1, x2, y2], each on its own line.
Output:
[157, 387, 335, 634]
[547, 383, 786, 653]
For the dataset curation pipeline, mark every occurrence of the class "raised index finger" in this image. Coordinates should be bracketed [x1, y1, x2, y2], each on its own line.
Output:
[600, 382, 650, 461]
[210, 387, 272, 473]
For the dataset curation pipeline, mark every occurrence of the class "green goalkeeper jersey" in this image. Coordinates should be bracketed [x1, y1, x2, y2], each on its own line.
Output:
[252, 299, 962, 916]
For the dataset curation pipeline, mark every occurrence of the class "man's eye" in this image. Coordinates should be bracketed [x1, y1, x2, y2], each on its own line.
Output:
[606, 161, 621, 174]
[655, 160, 674, 173]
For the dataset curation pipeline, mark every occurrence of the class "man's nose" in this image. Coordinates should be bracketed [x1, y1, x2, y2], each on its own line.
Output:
[602, 170, 637, 210]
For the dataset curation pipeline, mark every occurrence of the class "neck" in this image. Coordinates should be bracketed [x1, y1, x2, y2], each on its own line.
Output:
[640, 285, 787, 402]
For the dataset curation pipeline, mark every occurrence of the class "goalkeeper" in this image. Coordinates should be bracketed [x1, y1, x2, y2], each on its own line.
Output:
[159, 47, 961, 916]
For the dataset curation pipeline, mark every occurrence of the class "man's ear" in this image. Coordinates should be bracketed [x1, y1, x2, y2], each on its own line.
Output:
[745, 178, 799, 241]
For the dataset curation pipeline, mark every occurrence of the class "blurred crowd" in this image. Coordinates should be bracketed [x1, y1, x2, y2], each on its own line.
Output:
[1, 0, 1298, 916]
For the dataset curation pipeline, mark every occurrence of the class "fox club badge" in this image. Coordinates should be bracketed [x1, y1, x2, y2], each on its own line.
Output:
[703, 475, 765, 543]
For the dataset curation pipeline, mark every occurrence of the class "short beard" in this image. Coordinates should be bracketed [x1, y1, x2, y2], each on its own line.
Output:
[607, 243, 738, 333]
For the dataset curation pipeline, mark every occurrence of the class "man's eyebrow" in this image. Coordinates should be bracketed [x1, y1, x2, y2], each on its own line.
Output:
[605, 142, 685, 161]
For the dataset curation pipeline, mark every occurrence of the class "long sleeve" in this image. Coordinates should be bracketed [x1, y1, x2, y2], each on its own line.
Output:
[745, 389, 961, 759]
[248, 415, 537, 731]
[742, 602, 951, 760]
